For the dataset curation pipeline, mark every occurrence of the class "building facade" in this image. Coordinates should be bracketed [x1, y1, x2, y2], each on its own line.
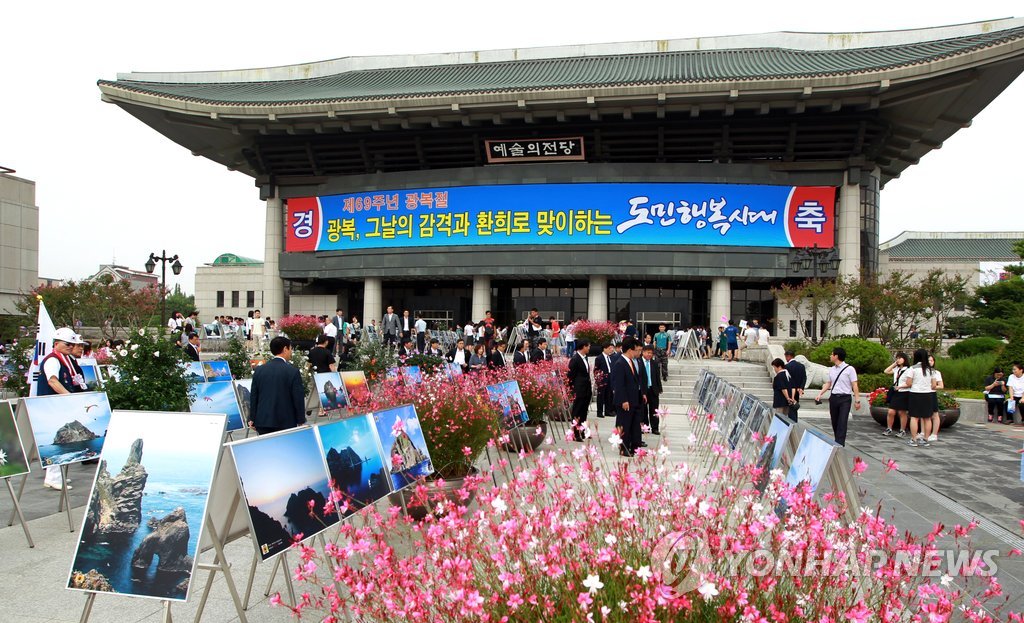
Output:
[98, 20, 1024, 333]
[0, 172, 39, 317]
[194, 254, 264, 320]
[880, 231, 1023, 287]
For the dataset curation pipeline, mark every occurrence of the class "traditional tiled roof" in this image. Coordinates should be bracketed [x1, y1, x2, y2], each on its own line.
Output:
[884, 237, 1022, 260]
[98, 25, 1024, 106]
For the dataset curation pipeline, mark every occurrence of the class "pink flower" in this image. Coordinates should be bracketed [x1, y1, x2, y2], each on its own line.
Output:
[844, 602, 871, 623]
[852, 457, 867, 474]
[883, 458, 899, 473]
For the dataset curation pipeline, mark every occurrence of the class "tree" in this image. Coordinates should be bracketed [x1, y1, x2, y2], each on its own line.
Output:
[771, 276, 855, 345]
[918, 268, 971, 352]
[15, 278, 162, 337]
[849, 271, 932, 350]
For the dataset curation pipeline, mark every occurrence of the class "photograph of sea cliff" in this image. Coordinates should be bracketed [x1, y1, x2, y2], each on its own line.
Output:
[24, 392, 112, 467]
[189, 381, 244, 432]
[67, 411, 226, 601]
[371, 405, 433, 491]
[202, 361, 232, 383]
[230, 427, 339, 561]
[315, 416, 390, 516]
[0, 401, 30, 478]
[314, 372, 347, 413]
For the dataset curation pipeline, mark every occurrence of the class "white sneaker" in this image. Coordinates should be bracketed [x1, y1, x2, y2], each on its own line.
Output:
[895, 430, 907, 438]
[882, 428, 893, 436]
[43, 482, 72, 491]
[927, 434, 937, 442]
[917, 435, 930, 447]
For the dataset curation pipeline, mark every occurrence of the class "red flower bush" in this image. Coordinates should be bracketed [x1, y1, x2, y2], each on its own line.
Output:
[276, 315, 322, 342]
[572, 320, 621, 347]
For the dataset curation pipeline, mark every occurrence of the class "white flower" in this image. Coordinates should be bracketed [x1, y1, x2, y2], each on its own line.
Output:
[620, 509, 633, 521]
[130, 344, 139, 351]
[688, 433, 697, 444]
[582, 574, 604, 593]
[940, 574, 953, 587]
[604, 534, 617, 546]
[697, 581, 719, 600]
[0, 448, 7, 465]
[636, 566, 653, 582]
[698, 501, 711, 516]
[608, 433, 622, 446]
[138, 329, 145, 336]
[491, 497, 508, 514]
[153, 351, 160, 358]
[601, 606, 611, 617]
[132, 375, 140, 382]
[119, 349, 128, 357]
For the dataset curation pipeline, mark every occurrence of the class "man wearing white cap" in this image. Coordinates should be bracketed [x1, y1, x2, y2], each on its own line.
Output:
[38, 327, 84, 490]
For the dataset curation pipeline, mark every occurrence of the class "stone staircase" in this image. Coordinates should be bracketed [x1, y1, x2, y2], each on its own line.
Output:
[660, 358, 775, 407]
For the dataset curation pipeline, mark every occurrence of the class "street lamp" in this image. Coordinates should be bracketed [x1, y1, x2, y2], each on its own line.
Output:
[145, 250, 183, 329]
[789, 244, 841, 343]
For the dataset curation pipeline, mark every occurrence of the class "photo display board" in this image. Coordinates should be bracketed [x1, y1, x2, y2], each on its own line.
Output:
[0, 400, 30, 478]
[370, 405, 434, 491]
[340, 371, 370, 406]
[486, 380, 530, 430]
[314, 372, 348, 413]
[315, 415, 391, 517]
[228, 427, 339, 561]
[189, 381, 245, 432]
[23, 392, 113, 467]
[784, 428, 839, 494]
[67, 411, 226, 602]
[77, 358, 103, 391]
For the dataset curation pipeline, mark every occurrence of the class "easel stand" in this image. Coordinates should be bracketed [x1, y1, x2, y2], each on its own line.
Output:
[192, 500, 249, 623]
[79, 594, 174, 623]
[4, 477, 34, 547]
[242, 550, 297, 609]
[55, 463, 75, 532]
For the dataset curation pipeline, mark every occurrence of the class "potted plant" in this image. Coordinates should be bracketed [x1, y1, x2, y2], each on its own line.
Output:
[867, 387, 960, 430]
[275, 315, 322, 351]
[368, 372, 501, 519]
[867, 387, 891, 425]
[572, 320, 620, 348]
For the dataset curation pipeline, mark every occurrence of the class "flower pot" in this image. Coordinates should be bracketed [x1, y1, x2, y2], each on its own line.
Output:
[870, 405, 959, 430]
[388, 468, 480, 521]
[501, 421, 548, 453]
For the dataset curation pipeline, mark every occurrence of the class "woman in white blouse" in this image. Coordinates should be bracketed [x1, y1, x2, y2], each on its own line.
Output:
[902, 349, 938, 448]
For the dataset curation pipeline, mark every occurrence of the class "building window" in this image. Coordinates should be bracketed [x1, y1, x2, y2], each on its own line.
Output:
[246, 290, 255, 307]
[860, 174, 880, 278]
[789, 320, 797, 338]
[231, 291, 239, 307]
[216, 291, 224, 307]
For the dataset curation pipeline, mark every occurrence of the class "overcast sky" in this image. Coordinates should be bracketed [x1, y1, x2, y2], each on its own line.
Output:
[3, 1, 1023, 294]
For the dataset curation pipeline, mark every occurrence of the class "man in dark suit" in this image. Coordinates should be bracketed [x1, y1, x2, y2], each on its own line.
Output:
[784, 350, 807, 422]
[488, 341, 509, 370]
[184, 332, 201, 362]
[425, 338, 444, 358]
[594, 343, 615, 419]
[611, 336, 645, 457]
[249, 336, 306, 435]
[566, 340, 592, 434]
[640, 345, 663, 434]
[530, 337, 552, 363]
[399, 338, 417, 359]
[513, 339, 530, 367]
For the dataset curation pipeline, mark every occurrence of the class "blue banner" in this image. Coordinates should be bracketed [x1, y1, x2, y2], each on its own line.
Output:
[285, 182, 835, 252]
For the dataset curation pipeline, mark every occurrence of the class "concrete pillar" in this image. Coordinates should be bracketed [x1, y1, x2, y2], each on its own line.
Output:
[837, 172, 861, 280]
[471, 275, 491, 322]
[587, 275, 608, 321]
[262, 195, 285, 320]
[710, 277, 731, 326]
[363, 277, 382, 328]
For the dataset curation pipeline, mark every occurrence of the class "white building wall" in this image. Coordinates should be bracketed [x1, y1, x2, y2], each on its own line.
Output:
[0, 174, 39, 315]
[194, 264, 265, 321]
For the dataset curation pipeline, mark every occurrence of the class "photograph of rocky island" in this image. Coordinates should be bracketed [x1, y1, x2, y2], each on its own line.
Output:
[67, 411, 227, 601]
[316, 415, 390, 516]
[229, 427, 339, 561]
[24, 392, 112, 467]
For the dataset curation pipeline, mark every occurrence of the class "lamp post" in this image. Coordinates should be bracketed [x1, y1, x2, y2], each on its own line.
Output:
[789, 244, 841, 344]
[145, 251, 183, 330]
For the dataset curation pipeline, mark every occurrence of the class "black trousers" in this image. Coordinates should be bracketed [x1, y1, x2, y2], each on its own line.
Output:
[788, 399, 799, 422]
[384, 332, 397, 346]
[987, 397, 1007, 420]
[416, 333, 426, 353]
[571, 391, 591, 423]
[645, 391, 660, 432]
[596, 384, 612, 418]
[829, 394, 852, 446]
[615, 407, 642, 451]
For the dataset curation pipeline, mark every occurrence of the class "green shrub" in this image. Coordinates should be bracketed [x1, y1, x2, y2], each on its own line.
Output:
[948, 337, 1004, 360]
[104, 329, 193, 411]
[857, 373, 893, 394]
[783, 339, 812, 358]
[934, 354, 997, 391]
[997, 329, 1024, 373]
[809, 338, 891, 374]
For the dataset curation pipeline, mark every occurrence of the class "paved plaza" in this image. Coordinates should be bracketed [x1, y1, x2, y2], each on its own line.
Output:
[2, 360, 1023, 621]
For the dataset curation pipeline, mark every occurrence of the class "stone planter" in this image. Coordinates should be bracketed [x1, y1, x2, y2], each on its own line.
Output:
[388, 467, 481, 521]
[869, 405, 960, 429]
[501, 421, 548, 453]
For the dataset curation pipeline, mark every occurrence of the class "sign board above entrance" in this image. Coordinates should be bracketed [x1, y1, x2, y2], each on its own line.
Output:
[284, 182, 836, 253]
[484, 137, 585, 163]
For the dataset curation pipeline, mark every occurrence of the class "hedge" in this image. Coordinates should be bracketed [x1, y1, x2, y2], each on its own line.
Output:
[809, 337, 891, 375]
[948, 336, 1004, 360]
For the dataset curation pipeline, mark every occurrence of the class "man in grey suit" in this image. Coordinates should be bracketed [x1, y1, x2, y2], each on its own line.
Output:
[381, 305, 400, 346]
[249, 336, 306, 435]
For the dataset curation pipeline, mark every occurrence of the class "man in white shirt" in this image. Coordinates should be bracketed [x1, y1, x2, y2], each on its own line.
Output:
[814, 346, 861, 446]
[414, 314, 427, 353]
[757, 325, 770, 346]
[323, 317, 338, 354]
